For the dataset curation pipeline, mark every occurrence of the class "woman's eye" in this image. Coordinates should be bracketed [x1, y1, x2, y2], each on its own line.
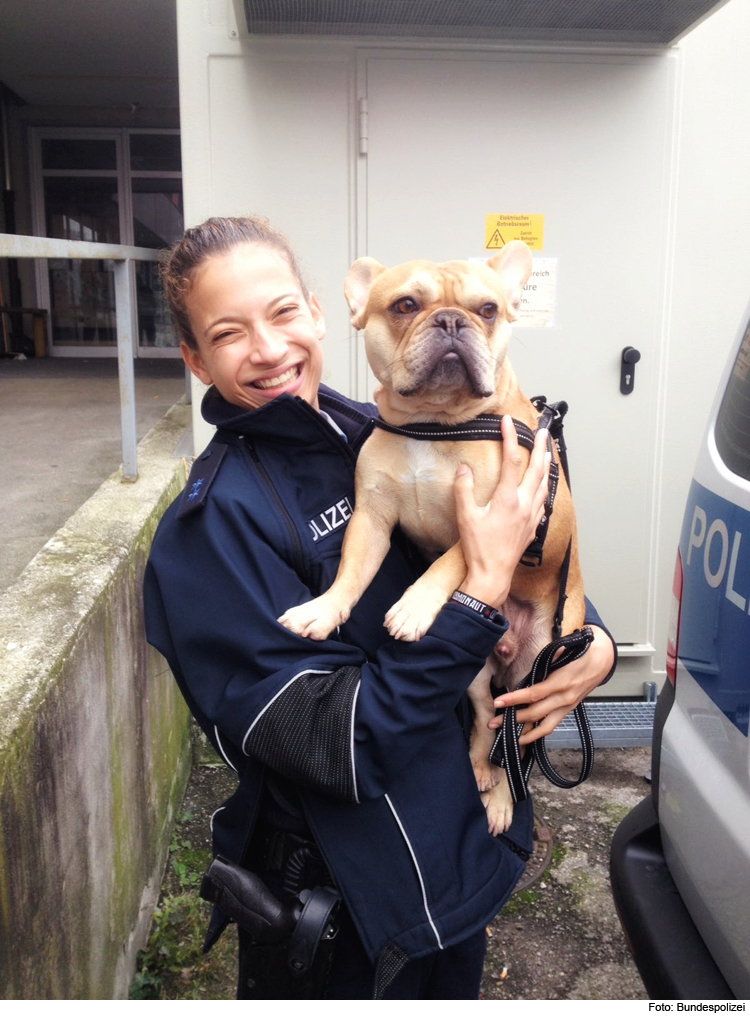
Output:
[392, 297, 419, 315]
[479, 303, 498, 321]
[276, 304, 298, 317]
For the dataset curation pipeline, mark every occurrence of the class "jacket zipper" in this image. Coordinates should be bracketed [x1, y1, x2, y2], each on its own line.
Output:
[292, 395, 363, 469]
[314, 391, 375, 453]
[245, 440, 308, 584]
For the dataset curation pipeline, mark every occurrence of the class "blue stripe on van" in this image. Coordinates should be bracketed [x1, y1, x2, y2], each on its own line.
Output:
[678, 480, 750, 737]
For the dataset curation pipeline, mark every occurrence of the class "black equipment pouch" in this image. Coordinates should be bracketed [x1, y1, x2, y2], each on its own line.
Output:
[238, 915, 339, 999]
[201, 854, 340, 999]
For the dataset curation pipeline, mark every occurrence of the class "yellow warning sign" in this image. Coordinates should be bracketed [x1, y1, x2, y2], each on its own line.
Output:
[485, 214, 544, 251]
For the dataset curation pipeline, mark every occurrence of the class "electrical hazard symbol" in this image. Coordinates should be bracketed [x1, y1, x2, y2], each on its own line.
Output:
[485, 214, 544, 251]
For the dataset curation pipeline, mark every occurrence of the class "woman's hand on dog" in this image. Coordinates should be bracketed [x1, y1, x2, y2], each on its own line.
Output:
[488, 625, 617, 742]
[455, 415, 550, 609]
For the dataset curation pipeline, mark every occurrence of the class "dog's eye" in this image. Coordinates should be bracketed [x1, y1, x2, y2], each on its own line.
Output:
[392, 297, 420, 315]
[479, 303, 498, 321]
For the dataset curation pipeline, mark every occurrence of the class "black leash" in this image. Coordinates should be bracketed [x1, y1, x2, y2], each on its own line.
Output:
[488, 627, 595, 801]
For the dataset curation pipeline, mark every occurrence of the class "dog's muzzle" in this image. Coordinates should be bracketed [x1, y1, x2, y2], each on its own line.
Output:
[399, 312, 493, 397]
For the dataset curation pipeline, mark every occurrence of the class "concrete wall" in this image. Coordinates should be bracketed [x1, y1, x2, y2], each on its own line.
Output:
[0, 401, 192, 999]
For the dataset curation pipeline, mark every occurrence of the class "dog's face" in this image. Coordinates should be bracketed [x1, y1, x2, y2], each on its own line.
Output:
[345, 242, 533, 412]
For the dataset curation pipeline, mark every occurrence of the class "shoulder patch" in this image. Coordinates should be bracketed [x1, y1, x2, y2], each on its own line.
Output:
[177, 443, 229, 519]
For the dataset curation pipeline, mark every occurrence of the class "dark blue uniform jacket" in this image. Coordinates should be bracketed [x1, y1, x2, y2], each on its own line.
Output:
[144, 384, 601, 972]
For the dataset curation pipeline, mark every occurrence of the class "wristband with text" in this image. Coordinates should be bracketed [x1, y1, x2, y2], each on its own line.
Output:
[449, 589, 505, 624]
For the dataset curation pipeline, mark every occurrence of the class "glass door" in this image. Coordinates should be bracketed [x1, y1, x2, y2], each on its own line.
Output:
[128, 131, 183, 355]
[31, 129, 183, 357]
[33, 133, 121, 354]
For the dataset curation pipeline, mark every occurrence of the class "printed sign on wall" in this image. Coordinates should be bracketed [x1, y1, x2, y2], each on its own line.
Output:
[485, 213, 544, 251]
[517, 258, 557, 328]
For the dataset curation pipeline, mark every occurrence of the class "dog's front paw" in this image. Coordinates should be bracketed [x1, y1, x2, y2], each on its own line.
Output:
[384, 584, 445, 642]
[278, 597, 347, 640]
[480, 779, 515, 836]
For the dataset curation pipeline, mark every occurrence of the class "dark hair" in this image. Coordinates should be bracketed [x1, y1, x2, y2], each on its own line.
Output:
[160, 216, 310, 350]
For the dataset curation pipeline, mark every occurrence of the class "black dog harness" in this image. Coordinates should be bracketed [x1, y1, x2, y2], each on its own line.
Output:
[374, 396, 594, 798]
[375, 396, 566, 571]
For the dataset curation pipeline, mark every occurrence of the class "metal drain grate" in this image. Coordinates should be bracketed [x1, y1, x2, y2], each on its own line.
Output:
[545, 700, 656, 749]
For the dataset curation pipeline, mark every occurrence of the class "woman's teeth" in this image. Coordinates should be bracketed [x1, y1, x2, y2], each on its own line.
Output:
[253, 365, 300, 389]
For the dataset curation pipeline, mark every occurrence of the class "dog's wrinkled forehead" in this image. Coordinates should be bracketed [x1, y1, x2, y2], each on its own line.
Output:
[375, 260, 504, 311]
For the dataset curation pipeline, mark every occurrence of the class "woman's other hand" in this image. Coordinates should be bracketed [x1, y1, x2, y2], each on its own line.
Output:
[488, 625, 616, 742]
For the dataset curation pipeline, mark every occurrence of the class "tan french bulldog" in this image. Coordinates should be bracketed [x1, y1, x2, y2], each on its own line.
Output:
[280, 241, 585, 833]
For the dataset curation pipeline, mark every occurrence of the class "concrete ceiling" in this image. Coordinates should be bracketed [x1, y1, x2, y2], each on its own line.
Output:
[0, 0, 178, 109]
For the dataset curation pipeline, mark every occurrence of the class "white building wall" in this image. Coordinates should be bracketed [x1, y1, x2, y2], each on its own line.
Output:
[177, 3, 357, 430]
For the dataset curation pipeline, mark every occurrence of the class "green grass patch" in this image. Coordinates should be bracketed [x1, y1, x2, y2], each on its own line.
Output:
[131, 813, 216, 1000]
[500, 887, 542, 917]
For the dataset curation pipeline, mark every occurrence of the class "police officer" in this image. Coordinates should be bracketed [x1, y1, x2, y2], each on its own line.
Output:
[144, 216, 616, 999]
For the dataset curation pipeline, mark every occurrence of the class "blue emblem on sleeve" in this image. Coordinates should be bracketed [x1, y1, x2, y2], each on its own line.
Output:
[177, 444, 228, 519]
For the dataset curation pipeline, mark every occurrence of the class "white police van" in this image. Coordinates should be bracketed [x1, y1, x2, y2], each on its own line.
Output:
[611, 301, 750, 1001]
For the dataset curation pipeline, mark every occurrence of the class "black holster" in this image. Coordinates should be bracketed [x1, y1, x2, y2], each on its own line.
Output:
[201, 854, 340, 999]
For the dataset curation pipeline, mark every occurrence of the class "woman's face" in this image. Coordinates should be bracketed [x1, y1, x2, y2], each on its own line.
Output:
[181, 242, 326, 411]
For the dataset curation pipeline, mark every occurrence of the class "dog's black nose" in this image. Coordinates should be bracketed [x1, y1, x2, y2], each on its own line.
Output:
[434, 311, 467, 335]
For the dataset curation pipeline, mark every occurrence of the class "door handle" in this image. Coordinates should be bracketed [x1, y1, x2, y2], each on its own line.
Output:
[620, 347, 641, 395]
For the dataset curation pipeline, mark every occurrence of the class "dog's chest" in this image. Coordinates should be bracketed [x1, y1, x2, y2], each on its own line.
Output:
[399, 439, 449, 485]
[396, 439, 461, 551]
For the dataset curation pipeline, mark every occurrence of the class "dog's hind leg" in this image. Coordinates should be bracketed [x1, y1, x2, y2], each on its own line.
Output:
[481, 777, 515, 836]
[467, 660, 504, 794]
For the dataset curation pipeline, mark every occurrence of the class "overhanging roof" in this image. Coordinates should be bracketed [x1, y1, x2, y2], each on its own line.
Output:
[240, 0, 732, 46]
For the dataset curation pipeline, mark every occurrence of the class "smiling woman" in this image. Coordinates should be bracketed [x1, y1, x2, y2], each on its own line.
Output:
[160, 217, 325, 410]
[181, 244, 325, 410]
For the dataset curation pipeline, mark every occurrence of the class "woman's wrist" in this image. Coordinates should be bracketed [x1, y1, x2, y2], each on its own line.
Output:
[583, 624, 617, 687]
[458, 575, 510, 610]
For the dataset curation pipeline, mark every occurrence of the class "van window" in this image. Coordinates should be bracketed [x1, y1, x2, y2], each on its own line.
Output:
[715, 318, 750, 481]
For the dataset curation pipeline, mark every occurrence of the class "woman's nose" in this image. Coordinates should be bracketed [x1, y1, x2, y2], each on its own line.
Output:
[249, 328, 289, 365]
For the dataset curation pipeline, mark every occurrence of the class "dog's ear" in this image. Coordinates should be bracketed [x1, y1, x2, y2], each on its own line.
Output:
[345, 258, 386, 329]
[487, 242, 533, 321]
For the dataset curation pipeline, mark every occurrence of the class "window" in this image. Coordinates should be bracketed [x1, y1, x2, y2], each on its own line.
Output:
[31, 129, 183, 355]
[715, 316, 750, 481]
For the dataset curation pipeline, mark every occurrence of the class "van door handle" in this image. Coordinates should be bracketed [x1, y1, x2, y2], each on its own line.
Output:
[620, 347, 641, 395]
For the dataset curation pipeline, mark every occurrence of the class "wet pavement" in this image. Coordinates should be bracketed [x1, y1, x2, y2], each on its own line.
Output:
[0, 356, 186, 591]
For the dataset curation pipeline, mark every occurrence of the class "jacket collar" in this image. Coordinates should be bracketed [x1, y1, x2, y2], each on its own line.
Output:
[201, 384, 374, 448]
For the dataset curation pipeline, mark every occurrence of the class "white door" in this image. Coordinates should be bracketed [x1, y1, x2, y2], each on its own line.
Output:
[359, 50, 677, 686]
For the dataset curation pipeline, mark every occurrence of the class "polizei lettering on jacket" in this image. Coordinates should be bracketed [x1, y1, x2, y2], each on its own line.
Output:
[309, 496, 354, 542]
